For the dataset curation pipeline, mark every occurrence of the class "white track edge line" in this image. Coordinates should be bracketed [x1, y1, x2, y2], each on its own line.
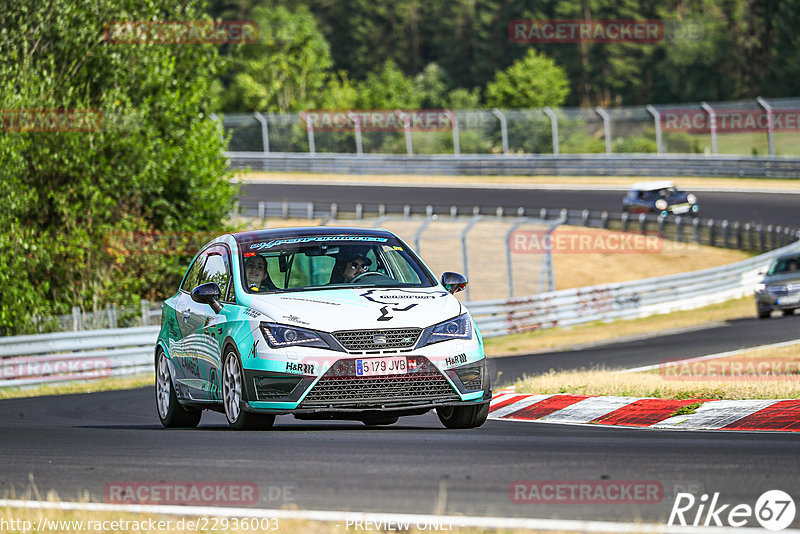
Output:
[3, 499, 797, 534]
[618, 338, 800, 374]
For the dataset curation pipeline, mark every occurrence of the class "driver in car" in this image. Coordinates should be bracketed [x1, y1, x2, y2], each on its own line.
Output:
[342, 253, 372, 283]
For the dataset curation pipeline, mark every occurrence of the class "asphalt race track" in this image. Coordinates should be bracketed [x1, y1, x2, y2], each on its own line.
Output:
[2, 323, 800, 526]
[239, 183, 800, 227]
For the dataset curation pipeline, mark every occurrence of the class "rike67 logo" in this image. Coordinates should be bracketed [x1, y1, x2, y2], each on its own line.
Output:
[669, 490, 796, 530]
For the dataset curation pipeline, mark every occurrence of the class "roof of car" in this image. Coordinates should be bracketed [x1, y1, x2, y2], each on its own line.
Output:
[630, 180, 676, 191]
[231, 226, 396, 245]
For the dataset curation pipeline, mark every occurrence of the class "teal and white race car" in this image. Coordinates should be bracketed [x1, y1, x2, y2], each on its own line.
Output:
[155, 227, 490, 430]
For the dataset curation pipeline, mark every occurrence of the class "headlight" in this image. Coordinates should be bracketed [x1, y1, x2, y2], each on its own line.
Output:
[419, 313, 472, 347]
[260, 322, 330, 349]
[754, 283, 766, 292]
[655, 199, 668, 210]
[687, 193, 697, 204]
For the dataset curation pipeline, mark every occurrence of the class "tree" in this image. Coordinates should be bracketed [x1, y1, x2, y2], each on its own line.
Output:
[355, 60, 420, 109]
[485, 49, 570, 108]
[0, 0, 234, 334]
[221, 5, 333, 112]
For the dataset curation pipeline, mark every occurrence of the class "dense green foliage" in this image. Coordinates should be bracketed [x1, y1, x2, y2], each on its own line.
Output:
[0, 0, 234, 334]
[211, 0, 797, 110]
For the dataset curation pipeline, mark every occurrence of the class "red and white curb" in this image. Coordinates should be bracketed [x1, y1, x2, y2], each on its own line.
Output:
[489, 389, 800, 432]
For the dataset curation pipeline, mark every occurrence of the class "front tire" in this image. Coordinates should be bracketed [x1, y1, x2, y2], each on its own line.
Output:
[758, 308, 772, 319]
[436, 403, 489, 429]
[222, 348, 275, 430]
[156, 350, 201, 428]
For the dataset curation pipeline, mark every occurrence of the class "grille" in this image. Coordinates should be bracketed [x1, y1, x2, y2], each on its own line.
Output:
[300, 373, 459, 408]
[333, 328, 421, 351]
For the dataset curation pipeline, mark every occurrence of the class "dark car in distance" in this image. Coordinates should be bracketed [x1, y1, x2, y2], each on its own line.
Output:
[622, 181, 699, 217]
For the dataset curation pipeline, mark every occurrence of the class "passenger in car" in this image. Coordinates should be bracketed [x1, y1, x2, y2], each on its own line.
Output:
[244, 255, 277, 291]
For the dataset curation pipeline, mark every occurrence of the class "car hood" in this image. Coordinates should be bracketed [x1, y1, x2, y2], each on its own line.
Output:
[762, 272, 800, 286]
[246, 287, 462, 331]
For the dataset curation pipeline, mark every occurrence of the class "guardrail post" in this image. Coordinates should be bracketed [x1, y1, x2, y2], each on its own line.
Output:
[758, 224, 765, 252]
[701, 103, 718, 155]
[540, 208, 548, 220]
[307, 202, 314, 220]
[560, 208, 568, 223]
[505, 217, 528, 298]
[707, 219, 716, 247]
[645, 105, 663, 154]
[621, 212, 630, 232]
[403, 205, 411, 219]
[347, 111, 363, 155]
[581, 209, 590, 227]
[543, 107, 559, 155]
[72, 306, 81, 331]
[253, 112, 270, 154]
[496, 207, 504, 218]
[675, 216, 683, 242]
[734, 221, 742, 249]
[450, 206, 458, 219]
[638, 213, 647, 235]
[767, 224, 775, 250]
[282, 201, 289, 219]
[721, 220, 729, 248]
[258, 201, 266, 221]
[446, 110, 460, 155]
[379, 204, 386, 218]
[492, 109, 509, 155]
[356, 203, 363, 219]
[395, 110, 413, 155]
[461, 216, 483, 301]
[331, 203, 338, 220]
[745, 222, 752, 250]
[107, 304, 118, 329]
[473, 206, 480, 216]
[693, 217, 701, 243]
[757, 97, 775, 158]
[300, 112, 315, 155]
[600, 211, 609, 228]
[595, 106, 612, 154]
[141, 300, 150, 327]
[426, 205, 434, 218]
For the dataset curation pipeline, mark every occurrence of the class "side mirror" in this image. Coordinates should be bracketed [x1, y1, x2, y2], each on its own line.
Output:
[192, 282, 223, 313]
[441, 272, 468, 294]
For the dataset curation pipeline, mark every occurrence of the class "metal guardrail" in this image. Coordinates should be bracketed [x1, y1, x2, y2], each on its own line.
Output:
[469, 240, 800, 338]
[226, 152, 800, 178]
[0, 326, 158, 387]
[246, 201, 800, 254]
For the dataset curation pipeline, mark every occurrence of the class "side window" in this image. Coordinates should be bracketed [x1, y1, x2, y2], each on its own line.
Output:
[181, 252, 207, 292]
[200, 246, 231, 298]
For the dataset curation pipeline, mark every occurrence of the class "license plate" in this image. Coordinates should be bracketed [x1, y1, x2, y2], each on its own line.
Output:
[778, 295, 800, 305]
[355, 357, 407, 376]
[671, 205, 690, 214]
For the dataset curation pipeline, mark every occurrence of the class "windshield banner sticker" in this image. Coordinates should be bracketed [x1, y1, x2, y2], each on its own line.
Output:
[250, 236, 388, 251]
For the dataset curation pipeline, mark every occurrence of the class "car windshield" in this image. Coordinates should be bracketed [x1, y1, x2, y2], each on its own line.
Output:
[768, 256, 800, 275]
[239, 235, 435, 293]
[641, 187, 679, 200]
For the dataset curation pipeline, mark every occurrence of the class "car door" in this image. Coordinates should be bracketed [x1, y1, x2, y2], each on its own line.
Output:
[172, 248, 212, 400]
[184, 245, 233, 402]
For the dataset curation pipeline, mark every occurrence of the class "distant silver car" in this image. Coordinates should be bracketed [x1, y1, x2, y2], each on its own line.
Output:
[755, 253, 800, 319]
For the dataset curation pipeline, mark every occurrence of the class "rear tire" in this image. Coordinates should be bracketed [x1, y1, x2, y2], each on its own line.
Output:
[436, 403, 489, 429]
[222, 348, 275, 430]
[156, 350, 201, 428]
[758, 309, 772, 319]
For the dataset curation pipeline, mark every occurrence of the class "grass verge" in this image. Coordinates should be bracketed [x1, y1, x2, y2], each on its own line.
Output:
[484, 297, 754, 357]
[509, 341, 800, 399]
[0, 375, 153, 400]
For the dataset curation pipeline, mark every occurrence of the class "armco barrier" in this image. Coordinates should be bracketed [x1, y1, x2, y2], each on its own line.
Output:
[226, 152, 800, 178]
[2, 240, 799, 387]
[0, 326, 158, 387]
[469, 240, 800, 337]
